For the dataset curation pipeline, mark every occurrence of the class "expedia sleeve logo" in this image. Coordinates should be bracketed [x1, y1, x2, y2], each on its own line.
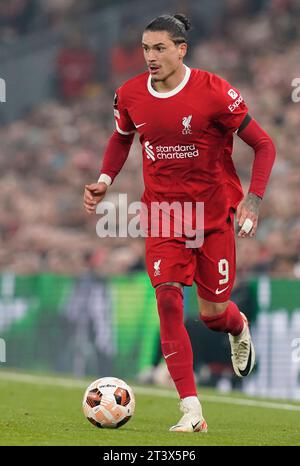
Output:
[228, 89, 238, 100]
[228, 94, 244, 112]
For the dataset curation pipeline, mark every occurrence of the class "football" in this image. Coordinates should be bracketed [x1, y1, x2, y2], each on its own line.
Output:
[82, 377, 135, 428]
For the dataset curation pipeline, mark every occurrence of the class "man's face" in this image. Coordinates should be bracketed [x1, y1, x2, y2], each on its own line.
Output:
[142, 30, 187, 82]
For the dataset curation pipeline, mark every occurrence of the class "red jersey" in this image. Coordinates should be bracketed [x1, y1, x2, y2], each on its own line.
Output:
[113, 66, 248, 231]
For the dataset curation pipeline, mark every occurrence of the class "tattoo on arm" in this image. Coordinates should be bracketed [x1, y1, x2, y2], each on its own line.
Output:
[245, 192, 261, 215]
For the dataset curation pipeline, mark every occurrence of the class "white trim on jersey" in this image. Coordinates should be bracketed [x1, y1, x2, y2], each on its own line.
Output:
[115, 120, 136, 135]
[147, 65, 191, 99]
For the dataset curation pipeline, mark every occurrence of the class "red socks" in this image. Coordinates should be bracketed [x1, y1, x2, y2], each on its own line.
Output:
[155, 288, 243, 399]
[155, 285, 197, 399]
[200, 301, 244, 336]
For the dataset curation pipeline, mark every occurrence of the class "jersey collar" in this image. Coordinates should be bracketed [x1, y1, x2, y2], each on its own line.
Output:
[147, 65, 191, 98]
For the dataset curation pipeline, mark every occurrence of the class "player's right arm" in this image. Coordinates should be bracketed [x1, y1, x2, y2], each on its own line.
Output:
[84, 89, 135, 214]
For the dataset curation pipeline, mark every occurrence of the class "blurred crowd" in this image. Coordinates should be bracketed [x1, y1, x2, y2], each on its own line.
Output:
[0, 0, 300, 280]
[0, 0, 111, 44]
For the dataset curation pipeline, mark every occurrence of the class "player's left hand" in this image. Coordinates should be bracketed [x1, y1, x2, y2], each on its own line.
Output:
[236, 193, 261, 238]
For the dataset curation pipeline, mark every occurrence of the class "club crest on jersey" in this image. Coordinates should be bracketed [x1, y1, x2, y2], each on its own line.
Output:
[182, 115, 192, 135]
[154, 259, 161, 276]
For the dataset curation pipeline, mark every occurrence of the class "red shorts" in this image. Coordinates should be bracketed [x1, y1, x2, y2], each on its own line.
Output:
[145, 221, 236, 303]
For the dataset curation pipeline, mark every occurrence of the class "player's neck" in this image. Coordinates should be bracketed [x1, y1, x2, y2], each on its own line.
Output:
[151, 63, 186, 93]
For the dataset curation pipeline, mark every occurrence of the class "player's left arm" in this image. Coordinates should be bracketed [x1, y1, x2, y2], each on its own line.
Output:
[212, 75, 276, 238]
[236, 114, 276, 237]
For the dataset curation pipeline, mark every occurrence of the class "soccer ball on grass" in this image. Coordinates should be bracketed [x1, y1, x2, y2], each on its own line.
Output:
[82, 377, 135, 428]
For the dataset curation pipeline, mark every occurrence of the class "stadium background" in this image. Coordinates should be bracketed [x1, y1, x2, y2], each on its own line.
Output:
[0, 0, 300, 400]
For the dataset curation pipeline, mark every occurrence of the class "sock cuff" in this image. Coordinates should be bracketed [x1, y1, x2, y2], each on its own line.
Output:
[200, 307, 228, 323]
[200, 301, 244, 335]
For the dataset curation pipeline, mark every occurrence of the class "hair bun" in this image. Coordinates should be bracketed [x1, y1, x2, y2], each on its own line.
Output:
[173, 14, 191, 31]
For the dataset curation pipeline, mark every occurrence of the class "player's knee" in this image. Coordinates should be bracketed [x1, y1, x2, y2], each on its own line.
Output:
[155, 284, 183, 320]
[199, 298, 229, 317]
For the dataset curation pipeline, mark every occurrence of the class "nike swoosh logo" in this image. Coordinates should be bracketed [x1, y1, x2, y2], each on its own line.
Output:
[191, 420, 201, 430]
[238, 345, 253, 377]
[135, 123, 147, 128]
[215, 286, 229, 295]
[164, 351, 178, 360]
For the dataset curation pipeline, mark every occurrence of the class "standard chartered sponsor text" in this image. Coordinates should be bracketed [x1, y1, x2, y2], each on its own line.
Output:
[156, 144, 199, 159]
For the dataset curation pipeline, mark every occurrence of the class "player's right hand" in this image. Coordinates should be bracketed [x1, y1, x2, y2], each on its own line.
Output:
[84, 182, 108, 214]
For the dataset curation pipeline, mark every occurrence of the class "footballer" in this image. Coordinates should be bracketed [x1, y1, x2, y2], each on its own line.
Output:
[84, 14, 275, 432]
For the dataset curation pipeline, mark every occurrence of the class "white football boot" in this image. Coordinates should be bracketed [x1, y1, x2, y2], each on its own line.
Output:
[229, 312, 255, 377]
[169, 396, 208, 433]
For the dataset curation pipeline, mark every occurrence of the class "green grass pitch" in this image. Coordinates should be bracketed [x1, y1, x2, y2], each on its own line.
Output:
[0, 370, 300, 446]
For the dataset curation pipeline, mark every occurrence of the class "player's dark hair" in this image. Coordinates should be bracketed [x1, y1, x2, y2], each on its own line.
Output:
[144, 14, 191, 44]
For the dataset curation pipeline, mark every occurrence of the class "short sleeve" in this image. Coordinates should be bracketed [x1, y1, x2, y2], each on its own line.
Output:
[212, 75, 248, 133]
[113, 88, 136, 135]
